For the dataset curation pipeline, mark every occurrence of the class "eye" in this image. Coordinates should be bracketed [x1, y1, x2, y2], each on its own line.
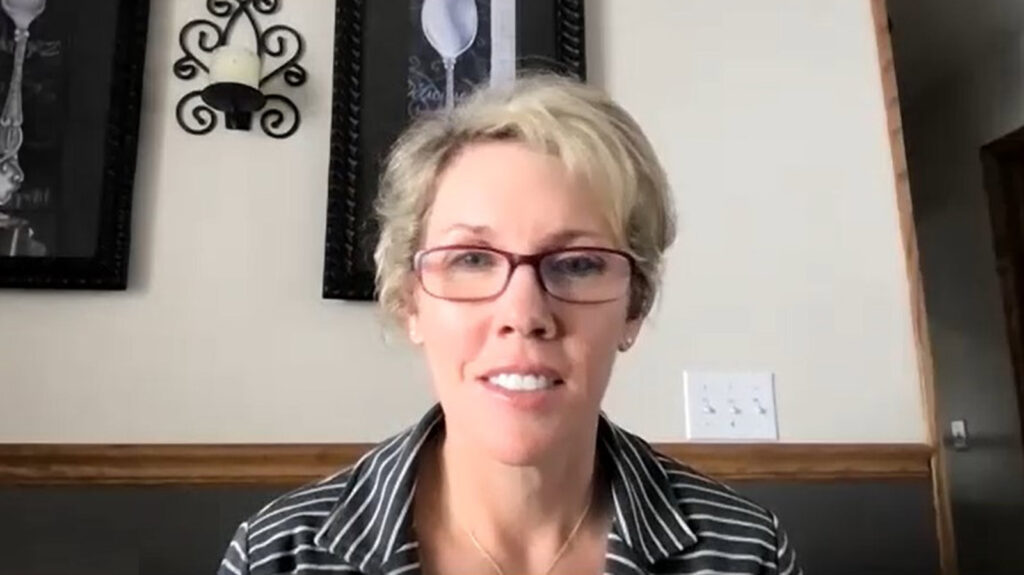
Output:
[443, 249, 500, 270]
[545, 252, 608, 277]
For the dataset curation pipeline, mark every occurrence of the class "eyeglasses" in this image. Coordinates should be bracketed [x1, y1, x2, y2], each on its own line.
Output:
[413, 245, 636, 303]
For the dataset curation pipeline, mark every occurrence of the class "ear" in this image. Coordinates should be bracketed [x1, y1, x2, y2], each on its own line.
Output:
[401, 274, 423, 345]
[618, 317, 643, 352]
[407, 312, 423, 345]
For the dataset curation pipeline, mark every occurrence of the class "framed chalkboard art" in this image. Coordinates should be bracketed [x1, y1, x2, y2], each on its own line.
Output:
[322, 0, 585, 300]
[0, 0, 149, 290]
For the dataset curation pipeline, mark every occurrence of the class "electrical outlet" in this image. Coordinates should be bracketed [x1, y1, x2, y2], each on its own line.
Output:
[683, 371, 779, 441]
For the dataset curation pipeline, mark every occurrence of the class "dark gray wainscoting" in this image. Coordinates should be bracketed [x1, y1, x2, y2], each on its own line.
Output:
[0, 479, 939, 575]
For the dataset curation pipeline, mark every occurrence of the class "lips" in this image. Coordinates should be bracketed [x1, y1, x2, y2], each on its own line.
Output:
[478, 365, 566, 387]
[487, 373, 556, 391]
[476, 365, 566, 411]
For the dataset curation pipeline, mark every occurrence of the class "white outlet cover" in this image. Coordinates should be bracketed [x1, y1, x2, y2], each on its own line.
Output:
[683, 371, 779, 442]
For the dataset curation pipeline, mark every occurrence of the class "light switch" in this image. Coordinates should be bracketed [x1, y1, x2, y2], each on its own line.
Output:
[950, 419, 969, 450]
[684, 371, 779, 441]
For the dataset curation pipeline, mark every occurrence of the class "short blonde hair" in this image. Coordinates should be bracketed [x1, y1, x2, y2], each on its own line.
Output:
[374, 74, 676, 323]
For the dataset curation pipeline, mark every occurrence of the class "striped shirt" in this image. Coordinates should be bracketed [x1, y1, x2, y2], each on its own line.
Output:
[217, 405, 802, 575]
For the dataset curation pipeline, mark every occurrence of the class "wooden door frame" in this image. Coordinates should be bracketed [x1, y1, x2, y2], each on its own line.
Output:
[870, 1, 958, 573]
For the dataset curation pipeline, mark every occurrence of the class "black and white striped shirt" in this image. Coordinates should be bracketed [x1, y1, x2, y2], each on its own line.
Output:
[217, 405, 802, 575]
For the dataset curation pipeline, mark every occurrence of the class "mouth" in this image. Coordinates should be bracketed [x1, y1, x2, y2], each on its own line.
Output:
[478, 367, 566, 392]
[475, 366, 567, 411]
[484, 373, 565, 391]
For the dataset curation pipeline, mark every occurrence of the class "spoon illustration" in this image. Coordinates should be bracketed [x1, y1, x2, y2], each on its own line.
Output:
[0, 0, 46, 205]
[421, 0, 478, 110]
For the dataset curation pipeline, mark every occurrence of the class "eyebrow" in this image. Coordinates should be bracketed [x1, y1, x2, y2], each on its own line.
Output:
[438, 224, 607, 246]
[439, 223, 494, 237]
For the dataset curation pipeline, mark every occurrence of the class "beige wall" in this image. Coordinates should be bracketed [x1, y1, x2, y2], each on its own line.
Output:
[0, 0, 925, 443]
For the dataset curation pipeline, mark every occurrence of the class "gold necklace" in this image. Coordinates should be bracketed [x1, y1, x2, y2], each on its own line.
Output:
[462, 495, 593, 575]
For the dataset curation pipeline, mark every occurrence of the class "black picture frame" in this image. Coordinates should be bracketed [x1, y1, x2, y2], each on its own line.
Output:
[323, 0, 585, 301]
[0, 0, 149, 290]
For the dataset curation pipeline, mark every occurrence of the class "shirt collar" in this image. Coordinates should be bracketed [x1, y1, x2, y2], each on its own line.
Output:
[313, 404, 697, 573]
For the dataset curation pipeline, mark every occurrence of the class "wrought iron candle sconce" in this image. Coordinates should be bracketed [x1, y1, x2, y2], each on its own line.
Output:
[173, 0, 306, 139]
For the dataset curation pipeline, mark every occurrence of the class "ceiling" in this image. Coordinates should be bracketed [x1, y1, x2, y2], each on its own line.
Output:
[887, 0, 1024, 105]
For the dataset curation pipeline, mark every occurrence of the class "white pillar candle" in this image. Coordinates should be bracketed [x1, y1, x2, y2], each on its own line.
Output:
[209, 45, 261, 88]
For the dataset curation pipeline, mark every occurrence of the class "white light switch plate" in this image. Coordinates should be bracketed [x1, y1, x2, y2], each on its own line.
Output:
[683, 371, 779, 441]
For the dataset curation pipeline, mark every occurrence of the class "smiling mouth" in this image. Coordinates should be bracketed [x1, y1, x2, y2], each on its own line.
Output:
[483, 373, 566, 391]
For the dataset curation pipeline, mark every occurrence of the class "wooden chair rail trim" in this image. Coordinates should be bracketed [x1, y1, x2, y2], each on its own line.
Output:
[0, 443, 933, 485]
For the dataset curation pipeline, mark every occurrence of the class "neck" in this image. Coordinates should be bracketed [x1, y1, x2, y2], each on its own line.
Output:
[420, 420, 603, 569]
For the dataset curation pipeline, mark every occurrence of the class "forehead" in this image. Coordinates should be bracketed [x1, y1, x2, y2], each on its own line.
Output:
[424, 141, 618, 247]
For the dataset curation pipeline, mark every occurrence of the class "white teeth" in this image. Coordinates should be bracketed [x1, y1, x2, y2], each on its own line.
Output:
[487, 373, 555, 391]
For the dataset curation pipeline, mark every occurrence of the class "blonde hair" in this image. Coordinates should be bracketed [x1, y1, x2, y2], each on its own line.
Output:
[373, 74, 676, 323]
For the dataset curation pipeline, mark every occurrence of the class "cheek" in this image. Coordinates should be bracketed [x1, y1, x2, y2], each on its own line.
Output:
[567, 300, 629, 341]
[416, 300, 490, 377]
[561, 305, 629, 373]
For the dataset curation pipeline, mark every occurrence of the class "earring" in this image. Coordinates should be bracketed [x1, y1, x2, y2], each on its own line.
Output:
[408, 323, 422, 345]
[618, 337, 634, 352]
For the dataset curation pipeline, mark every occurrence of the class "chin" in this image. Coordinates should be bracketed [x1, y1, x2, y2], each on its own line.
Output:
[478, 432, 560, 467]
[440, 386, 592, 465]
[470, 412, 570, 466]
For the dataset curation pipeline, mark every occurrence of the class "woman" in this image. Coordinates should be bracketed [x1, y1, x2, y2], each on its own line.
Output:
[218, 75, 802, 575]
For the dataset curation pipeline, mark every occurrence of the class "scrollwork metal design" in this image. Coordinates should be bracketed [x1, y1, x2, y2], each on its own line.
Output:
[172, 19, 222, 79]
[251, 0, 279, 15]
[259, 94, 299, 139]
[206, 0, 235, 18]
[260, 24, 306, 87]
[173, 0, 304, 138]
[175, 90, 218, 135]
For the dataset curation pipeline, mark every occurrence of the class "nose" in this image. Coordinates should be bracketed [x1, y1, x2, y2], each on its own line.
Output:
[495, 263, 557, 340]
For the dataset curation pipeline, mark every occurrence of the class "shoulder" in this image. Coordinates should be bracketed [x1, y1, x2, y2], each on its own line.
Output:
[604, 421, 780, 534]
[646, 444, 804, 573]
[248, 469, 352, 540]
[648, 446, 805, 573]
[650, 448, 781, 533]
[603, 422, 789, 564]
[222, 417, 435, 575]
[235, 468, 354, 572]
[225, 411, 443, 575]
